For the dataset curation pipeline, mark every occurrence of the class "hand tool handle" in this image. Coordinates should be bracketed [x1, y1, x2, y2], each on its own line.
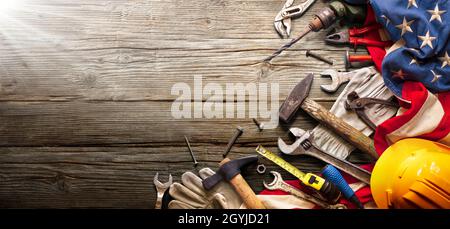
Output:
[220, 158, 266, 209]
[349, 24, 381, 36]
[301, 98, 379, 159]
[350, 37, 393, 48]
[322, 165, 364, 209]
[348, 55, 373, 62]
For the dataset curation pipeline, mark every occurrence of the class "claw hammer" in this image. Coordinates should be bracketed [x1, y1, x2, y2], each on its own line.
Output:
[279, 73, 379, 159]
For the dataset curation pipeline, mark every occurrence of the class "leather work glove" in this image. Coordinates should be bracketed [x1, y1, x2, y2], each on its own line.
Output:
[168, 168, 243, 209]
[311, 67, 398, 159]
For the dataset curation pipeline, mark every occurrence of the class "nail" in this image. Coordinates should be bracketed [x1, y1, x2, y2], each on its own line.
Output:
[223, 127, 244, 158]
[184, 136, 198, 167]
[306, 50, 334, 65]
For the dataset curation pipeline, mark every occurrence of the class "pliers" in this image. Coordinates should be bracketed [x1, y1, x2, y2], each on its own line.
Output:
[274, 0, 317, 38]
[345, 91, 399, 130]
[325, 24, 393, 51]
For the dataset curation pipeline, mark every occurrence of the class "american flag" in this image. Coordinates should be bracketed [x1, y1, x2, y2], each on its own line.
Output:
[368, 0, 450, 153]
[370, 0, 450, 97]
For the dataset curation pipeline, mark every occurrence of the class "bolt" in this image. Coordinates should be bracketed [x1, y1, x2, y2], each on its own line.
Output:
[222, 127, 244, 158]
[306, 50, 334, 65]
[252, 118, 264, 131]
[184, 136, 198, 167]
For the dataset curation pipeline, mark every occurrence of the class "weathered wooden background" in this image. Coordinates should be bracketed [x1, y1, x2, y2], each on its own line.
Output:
[0, 0, 370, 208]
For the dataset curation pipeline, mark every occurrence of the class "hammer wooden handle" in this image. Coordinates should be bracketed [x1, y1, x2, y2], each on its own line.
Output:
[220, 158, 266, 209]
[301, 98, 379, 159]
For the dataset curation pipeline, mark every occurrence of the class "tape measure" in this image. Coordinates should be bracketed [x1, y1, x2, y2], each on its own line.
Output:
[255, 145, 325, 192]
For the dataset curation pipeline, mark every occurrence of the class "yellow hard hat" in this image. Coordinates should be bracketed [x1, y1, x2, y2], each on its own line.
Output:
[371, 138, 450, 209]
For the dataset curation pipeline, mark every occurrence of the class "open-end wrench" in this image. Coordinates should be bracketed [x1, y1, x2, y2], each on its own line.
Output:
[263, 171, 346, 209]
[153, 173, 173, 209]
[320, 69, 354, 93]
[278, 128, 372, 184]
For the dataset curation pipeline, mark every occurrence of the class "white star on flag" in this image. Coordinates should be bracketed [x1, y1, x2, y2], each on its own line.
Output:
[410, 57, 419, 65]
[439, 52, 450, 68]
[430, 70, 442, 83]
[418, 30, 436, 49]
[428, 4, 446, 23]
[392, 69, 408, 80]
[395, 17, 414, 36]
[407, 0, 418, 9]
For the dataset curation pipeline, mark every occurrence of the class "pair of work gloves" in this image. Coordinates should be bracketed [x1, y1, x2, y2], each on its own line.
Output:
[168, 168, 318, 209]
[289, 67, 398, 159]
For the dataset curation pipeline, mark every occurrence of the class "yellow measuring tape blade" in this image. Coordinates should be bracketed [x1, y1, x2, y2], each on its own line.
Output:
[255, 145, 305, 179]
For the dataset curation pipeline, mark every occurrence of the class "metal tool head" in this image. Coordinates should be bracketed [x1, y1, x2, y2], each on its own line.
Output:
[320, 69, 352, 93]
[153, 173, 173, 191]
[263, 171, 283, 190]
[274, 0, 316, 38]
[202, 156, 259, 190]
[279, 73, 314, 123]
[278, 128, 312, 155]
[325, 31, 349, 45]
[274, 0, 294, 38]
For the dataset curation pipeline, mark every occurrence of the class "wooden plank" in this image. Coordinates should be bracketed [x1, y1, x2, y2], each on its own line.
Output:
[0, 0, 374, 208]
[0, 146, 370, 208]
[0, 100, 334, 146]
[0, 0, 367, 101]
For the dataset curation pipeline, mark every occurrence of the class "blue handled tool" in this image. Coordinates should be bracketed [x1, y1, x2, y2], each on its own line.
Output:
[322, 165, 364, 209]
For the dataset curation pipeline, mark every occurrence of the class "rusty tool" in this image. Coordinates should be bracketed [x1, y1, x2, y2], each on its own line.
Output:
[153, 173, 173, 209]
[320, 69, 355, 93]
[278, 128, 372, 184]
[265, 1, 366, 62]
[325, 24, 393, 51]
[264, 171, 347, 209]
[252, 118, 264, 131]
[202, 156, 266, 209]
[306, 50, 334, 65]
[279, 73, 379, 159]
[184, 136, 198, 167]
[345, 91, 399, 130]
[223, 127, 244, 158]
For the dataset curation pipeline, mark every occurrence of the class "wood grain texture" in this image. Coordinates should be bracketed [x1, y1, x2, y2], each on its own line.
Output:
[0, 0, 371, 208]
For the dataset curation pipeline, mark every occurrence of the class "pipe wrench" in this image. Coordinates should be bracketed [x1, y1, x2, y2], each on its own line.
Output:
[274, 0, 317, 38]
[278, 128, 371, 184]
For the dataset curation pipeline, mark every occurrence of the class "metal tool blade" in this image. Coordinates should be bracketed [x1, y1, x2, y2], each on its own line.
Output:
[279, 73, 313, 123]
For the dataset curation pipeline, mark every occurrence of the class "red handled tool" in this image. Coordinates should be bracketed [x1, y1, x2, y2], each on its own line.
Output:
[326, 24, 392, 51]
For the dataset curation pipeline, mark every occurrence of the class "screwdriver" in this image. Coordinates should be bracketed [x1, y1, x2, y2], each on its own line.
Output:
[264, 1, 366, 63]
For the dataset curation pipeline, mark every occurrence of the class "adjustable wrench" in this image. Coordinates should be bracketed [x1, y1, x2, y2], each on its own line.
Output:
[320, 69, 355, 93]
[153, 173, 173, 209]
[278, 128, 372, 184]
[263, 171, 346, 209]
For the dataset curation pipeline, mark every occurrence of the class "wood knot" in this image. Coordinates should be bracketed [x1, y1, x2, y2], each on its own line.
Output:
[53, 172, 70, 193]
[256, 61, 274, 80]
[0, 78, 18, 94]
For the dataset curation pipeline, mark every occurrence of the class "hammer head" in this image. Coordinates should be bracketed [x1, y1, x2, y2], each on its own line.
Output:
[279, 73, 314, 123]
[202, 156, 258, 190]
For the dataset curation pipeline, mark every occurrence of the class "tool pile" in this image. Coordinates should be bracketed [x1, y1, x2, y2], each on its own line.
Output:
[155, 0, 450, 209]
